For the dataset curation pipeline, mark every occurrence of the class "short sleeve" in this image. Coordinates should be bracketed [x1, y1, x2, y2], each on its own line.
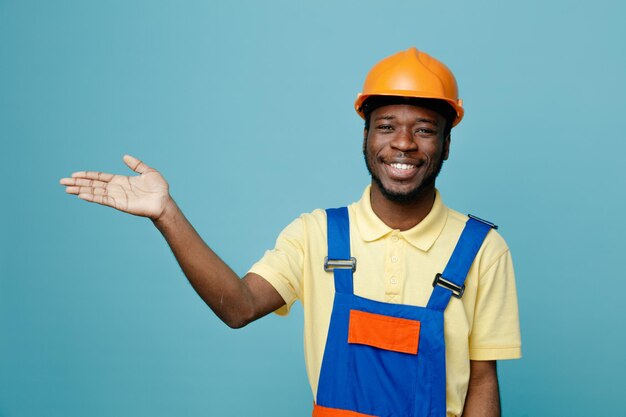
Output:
[469, 249, 522, 360]
[248, 217, 306, 316]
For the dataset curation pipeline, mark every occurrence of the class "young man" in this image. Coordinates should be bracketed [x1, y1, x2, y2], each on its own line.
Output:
[61, 47, 521, 417]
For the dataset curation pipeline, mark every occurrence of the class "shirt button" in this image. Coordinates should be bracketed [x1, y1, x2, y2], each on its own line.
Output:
[390, 277, 398, 285]
[391, 256, 398, 263]
[391, 236, 399, 242]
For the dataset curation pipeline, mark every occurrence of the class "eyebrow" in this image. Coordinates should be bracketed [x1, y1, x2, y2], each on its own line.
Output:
[374, 115, 439, 125]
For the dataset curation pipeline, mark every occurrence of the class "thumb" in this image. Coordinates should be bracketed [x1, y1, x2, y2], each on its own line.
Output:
[123, 154, 152, 174]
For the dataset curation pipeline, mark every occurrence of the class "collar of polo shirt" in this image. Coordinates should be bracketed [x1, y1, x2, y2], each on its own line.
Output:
[353, 185, 448, 252]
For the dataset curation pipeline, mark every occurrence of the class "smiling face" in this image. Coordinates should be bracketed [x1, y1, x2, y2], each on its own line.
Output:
[364, 104, 450, 203]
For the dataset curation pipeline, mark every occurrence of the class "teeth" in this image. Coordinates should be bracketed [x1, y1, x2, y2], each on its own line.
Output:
[390, 163, 414, 170]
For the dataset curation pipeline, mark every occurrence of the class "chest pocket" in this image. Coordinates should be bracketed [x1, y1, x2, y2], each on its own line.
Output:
[348, 309, 421, 355]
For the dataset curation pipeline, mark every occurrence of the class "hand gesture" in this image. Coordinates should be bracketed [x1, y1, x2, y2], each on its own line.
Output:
[60, 155, 170, 220]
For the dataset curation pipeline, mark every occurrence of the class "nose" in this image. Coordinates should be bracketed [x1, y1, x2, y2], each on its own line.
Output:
[390, 127, 418, 152]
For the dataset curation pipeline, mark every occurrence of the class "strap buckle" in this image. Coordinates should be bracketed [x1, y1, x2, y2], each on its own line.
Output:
[324, 257, 357, 272]
[433, 273, 465, 299]
[468, 214, 498, 230]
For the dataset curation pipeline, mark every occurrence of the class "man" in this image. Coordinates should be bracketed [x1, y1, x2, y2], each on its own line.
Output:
[60, 47, 521, 417]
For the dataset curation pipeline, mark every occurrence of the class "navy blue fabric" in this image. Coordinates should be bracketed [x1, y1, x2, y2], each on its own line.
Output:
[426, 218, 492, 311]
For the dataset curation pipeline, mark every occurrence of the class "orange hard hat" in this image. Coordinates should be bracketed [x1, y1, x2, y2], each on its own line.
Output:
[355, 47, 464, 127]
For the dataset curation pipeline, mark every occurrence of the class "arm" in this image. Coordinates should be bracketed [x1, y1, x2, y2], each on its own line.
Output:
[153, 198, 285, 327]
[60, 155, 285, 328]
[461, 360, 500, 417]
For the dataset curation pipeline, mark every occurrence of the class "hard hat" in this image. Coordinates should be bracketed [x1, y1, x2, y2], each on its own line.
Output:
[355, 47, 464, 127]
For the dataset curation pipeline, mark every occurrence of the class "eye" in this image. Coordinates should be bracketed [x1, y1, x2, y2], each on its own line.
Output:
[377, 124, 394, 131]
[415, 128, 437, 137]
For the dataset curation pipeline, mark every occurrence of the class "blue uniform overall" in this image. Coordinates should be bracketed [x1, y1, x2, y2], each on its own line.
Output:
[313, 207, 495, 417]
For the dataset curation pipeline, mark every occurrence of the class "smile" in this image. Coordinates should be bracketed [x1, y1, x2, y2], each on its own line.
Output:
[383, 162, 419, 180]
[388, 163, 415, 171]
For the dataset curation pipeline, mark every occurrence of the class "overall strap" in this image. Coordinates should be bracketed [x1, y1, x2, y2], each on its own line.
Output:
[325, 207, 355, 295]
[426, 216, 496, 311]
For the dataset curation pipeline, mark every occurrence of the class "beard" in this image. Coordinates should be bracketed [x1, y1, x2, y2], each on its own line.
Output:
[363, 146, 445, 203]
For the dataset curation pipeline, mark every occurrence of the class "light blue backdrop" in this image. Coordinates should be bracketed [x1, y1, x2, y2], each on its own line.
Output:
[1, 1, 625, 416]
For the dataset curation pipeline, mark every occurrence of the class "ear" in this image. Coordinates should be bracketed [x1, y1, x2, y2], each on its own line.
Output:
[363, 128, 369, 153]
[442, 134, 451, 161]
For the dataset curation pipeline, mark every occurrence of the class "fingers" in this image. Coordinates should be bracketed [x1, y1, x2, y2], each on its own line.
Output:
[60, 179, 121, 209]
[123, 154, 152, 174]
[66, 171, 115, 182]
[60, 177, 111, 202]
[59, 155, 153, 187]
[59, 177, 108, 188]
[64, 185, 109, 196]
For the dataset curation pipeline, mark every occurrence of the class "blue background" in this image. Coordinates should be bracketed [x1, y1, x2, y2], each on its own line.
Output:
[1, 1, 625, 416]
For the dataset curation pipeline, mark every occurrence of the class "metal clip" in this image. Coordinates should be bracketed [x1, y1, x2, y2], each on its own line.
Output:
[324, 257, 357, 272]
[468, 214, 498, 230]
[433, 273, 465, 299]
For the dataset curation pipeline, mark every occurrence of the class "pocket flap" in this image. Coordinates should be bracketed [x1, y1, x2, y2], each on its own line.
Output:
[348, 310, 420, 355]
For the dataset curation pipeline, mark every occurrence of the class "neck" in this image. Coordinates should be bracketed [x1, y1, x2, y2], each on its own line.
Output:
[369, 183, 436, 231]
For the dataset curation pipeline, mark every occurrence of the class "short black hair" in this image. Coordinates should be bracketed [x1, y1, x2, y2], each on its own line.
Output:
[362, 95, 455, 137]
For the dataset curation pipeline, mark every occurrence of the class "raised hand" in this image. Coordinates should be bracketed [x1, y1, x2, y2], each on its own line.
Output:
[60, 154, 286, 327]
[60, 155, 171, 220]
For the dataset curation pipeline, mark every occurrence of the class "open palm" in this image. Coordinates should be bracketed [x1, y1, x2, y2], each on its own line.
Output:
[60, 155, 170, 220]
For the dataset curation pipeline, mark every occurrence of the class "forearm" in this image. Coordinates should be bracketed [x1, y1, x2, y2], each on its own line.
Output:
[462, 360, 500, 417]
[152, 198, 274, 328]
